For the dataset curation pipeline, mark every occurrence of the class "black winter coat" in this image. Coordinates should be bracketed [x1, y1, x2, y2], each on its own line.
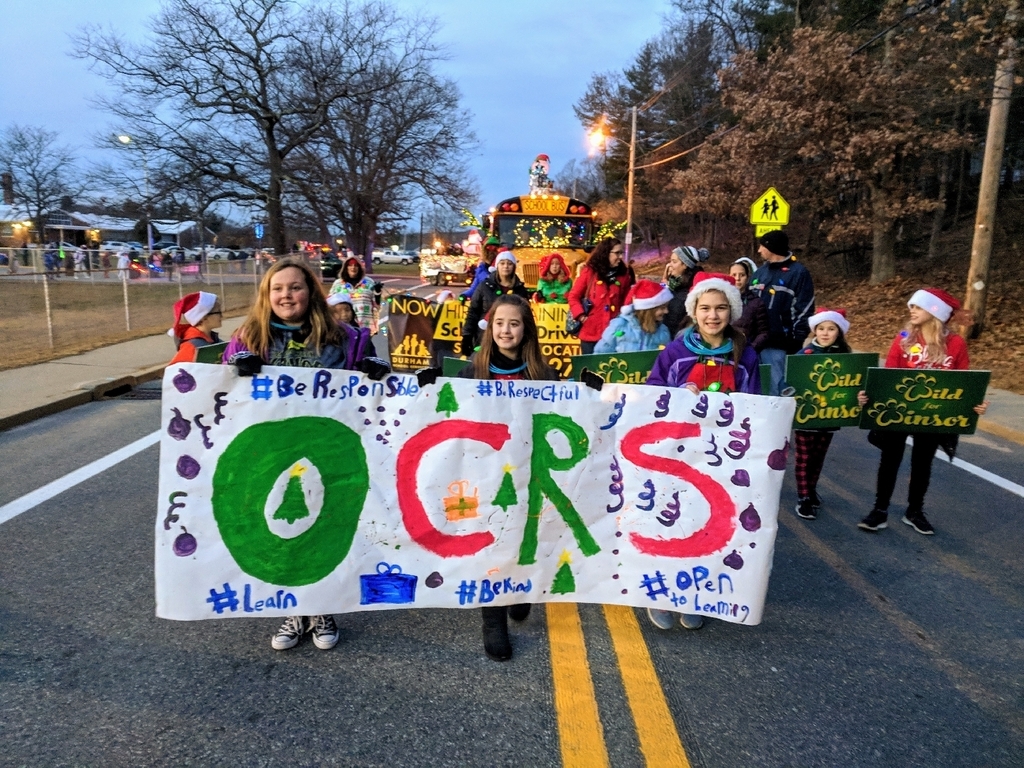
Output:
[461, 273, 530, 351]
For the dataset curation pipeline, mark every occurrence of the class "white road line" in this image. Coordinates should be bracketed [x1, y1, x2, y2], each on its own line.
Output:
[948, 456, 1024, 498]
[0, 430, 160, 526]
[908, 437, 1024, 499]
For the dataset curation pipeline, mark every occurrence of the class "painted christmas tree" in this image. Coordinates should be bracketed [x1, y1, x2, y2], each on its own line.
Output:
[491, 466, 518, 511]
[436, 382, 459, 417]
[551, 550, 576, 594]
[274, 465, 310, 523]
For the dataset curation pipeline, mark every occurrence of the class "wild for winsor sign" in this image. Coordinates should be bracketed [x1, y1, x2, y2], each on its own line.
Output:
[156, 365, 795, 625]
[859, 368, 990, 434]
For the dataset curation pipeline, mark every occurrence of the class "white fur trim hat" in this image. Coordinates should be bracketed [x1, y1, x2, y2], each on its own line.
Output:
[685, 272, 743, 323]
[622, 279, 673, 315]
[808, 307, 850, 335]
[494, 250, 517, 267]
[908, 287, 959, 323]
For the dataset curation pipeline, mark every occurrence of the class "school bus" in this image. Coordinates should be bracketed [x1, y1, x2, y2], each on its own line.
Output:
[483, 193, 596, 288]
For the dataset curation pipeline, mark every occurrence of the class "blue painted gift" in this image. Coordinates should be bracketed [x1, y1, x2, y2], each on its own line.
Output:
[360, 562, 418, 605]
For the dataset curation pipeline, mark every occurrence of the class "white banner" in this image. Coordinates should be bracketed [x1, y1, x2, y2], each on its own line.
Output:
[156, 365, 795, 625]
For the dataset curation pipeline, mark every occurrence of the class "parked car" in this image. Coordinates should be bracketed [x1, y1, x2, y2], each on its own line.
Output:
[152, 240, 179, 251]
[372, 249, 417, 265]
[101, 240, 131, 253]
[206, 247, 236, 260]
[320, 254, 343, 280]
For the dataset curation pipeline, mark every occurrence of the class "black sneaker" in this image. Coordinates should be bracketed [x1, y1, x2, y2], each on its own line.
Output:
[858, 508, 888, 532]
[811, 491, 822, 510]
[795, 498, 817, 520]
[902, 510, 935, 535]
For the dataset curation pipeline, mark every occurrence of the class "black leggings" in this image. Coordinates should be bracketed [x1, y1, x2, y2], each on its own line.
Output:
[873, 433, 942, 512]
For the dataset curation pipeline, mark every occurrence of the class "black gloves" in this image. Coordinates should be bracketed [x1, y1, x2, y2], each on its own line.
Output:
[460, 337, 476, 357]
[580, 368, 604, 392]
[416, 367, 443, 387]
[232, 354, 263, 377]
[358, 356, 391, 380]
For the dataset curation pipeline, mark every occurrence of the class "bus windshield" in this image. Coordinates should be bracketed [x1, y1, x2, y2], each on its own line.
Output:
[495, 215, 592, 249]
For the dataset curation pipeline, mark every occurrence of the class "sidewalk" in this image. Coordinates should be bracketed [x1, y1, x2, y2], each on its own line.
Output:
[1, 325, 1022, 445]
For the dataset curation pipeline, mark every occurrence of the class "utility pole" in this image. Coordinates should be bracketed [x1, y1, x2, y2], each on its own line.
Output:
[965, 0, 1018, 337]
[624, 106, 637, 262]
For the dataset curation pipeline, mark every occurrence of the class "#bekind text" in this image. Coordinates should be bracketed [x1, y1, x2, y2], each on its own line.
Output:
[476, 380, 580, 402]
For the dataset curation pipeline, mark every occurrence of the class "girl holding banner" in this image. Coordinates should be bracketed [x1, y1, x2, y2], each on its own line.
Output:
[457, 294, 558, 660]
[646, 273, 761, 630]
[857, 288, 988, 536]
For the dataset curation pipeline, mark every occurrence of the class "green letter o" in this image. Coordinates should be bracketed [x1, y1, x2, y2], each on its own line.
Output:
[212, 416, 369, 586]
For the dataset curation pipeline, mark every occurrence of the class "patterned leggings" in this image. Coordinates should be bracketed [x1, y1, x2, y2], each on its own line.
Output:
[794, 430, 834, 500]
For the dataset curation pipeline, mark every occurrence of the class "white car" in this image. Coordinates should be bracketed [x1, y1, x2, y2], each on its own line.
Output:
[205, 247, 236, 260]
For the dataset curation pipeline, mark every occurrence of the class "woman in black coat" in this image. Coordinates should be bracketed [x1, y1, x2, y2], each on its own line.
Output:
[461, 251, 530, 355]
[729, 257, 770, 352]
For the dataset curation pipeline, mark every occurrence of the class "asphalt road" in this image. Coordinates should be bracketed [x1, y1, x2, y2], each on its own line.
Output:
[1, 376, 1022, 766]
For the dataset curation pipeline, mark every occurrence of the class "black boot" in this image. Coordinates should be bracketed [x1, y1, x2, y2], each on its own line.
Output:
[508, 604, 532, 622]
[481, 607, 512, 661]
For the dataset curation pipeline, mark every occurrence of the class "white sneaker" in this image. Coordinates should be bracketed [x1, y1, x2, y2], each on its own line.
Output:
[310, 615, 339, 650]
[271, 616, 306, 650]
[647, 608, 676, 630]
[680, 613, 704, 630]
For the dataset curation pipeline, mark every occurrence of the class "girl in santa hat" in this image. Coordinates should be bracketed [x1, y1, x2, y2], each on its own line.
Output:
[646, 272, 761, 632]
[857, 288, 988, 535]
[792, 308, 852, 521]
[594, 279, 672, 354]
[455, 294, 558, 660]
[533, 252, 573, 304]
[168, 291, 223, 365]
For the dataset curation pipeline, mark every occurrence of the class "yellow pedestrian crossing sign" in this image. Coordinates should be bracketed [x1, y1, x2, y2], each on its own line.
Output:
[750, 187, 790, 227]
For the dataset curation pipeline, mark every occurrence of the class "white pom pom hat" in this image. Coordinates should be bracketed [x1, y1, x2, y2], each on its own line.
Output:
[685, 272, 743, 323]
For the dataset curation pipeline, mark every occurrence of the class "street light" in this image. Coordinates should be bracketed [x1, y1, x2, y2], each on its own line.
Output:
[587, 109, 638, 262]
[117, 134, 154, 254]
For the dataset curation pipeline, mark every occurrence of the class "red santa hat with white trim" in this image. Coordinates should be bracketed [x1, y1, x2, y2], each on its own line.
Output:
[808, 307, 850, 335]
[908, 287, 960, 323]
[685, 272, 743, 322]
[621, 279, 673, 315]
[169, 291, 218, 337]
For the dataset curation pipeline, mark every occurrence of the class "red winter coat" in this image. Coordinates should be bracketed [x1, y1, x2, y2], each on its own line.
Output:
[566, 264, 634, 343]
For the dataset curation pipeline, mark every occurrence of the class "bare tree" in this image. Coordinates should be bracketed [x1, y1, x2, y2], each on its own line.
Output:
[0, 125, 81, 244]
[75, 0, 441, 256]
[288, 48, 478, 266]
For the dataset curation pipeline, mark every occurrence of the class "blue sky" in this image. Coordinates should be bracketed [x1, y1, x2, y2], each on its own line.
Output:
[1, 0, 671, 220]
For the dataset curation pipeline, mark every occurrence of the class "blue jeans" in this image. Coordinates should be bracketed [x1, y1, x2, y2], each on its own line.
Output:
[759, 347, 788, 396]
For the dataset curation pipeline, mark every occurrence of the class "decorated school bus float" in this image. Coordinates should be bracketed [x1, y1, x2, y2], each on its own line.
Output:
[419, 154, 597, 289]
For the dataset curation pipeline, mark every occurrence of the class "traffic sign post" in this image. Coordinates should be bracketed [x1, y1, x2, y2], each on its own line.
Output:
[750, 187, 790, 230]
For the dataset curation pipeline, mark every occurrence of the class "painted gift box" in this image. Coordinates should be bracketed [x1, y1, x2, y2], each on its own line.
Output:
[359, 562, 418, 605]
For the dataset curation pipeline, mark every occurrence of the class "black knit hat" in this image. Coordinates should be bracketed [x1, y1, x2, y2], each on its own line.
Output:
[759, 230, 790, 257]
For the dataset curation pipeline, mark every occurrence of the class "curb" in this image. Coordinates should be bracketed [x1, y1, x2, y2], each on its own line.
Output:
[976, 418, 1024, 447]
[0, 364, 166, 434]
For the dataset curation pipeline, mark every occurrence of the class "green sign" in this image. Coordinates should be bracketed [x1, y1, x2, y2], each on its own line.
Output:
[786, 353, 876, 429]
[759, 364, 771, 395]
[195, 341, 228, 364]
[442, 356, 470, 378]
[859, 368, 990, 434]
[570, 351, 660, 384]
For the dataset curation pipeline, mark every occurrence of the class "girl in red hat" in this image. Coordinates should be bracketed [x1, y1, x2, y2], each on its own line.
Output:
[646, 272, 761, 632]
[533, 252, 572, 304]
[792, 308, 852, 520]
[594, 279, 673, 353]
[168, 291, 223, 365]
[857, 288, 988, 535]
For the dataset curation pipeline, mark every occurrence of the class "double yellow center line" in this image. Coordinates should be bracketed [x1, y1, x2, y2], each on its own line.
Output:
[546, 603, 691, 767]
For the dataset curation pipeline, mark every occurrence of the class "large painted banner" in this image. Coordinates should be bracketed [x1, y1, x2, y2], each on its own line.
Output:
[156, 364, 795, 625]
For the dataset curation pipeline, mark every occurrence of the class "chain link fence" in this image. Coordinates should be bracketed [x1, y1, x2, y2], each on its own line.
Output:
[0, 247, 275, 370]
